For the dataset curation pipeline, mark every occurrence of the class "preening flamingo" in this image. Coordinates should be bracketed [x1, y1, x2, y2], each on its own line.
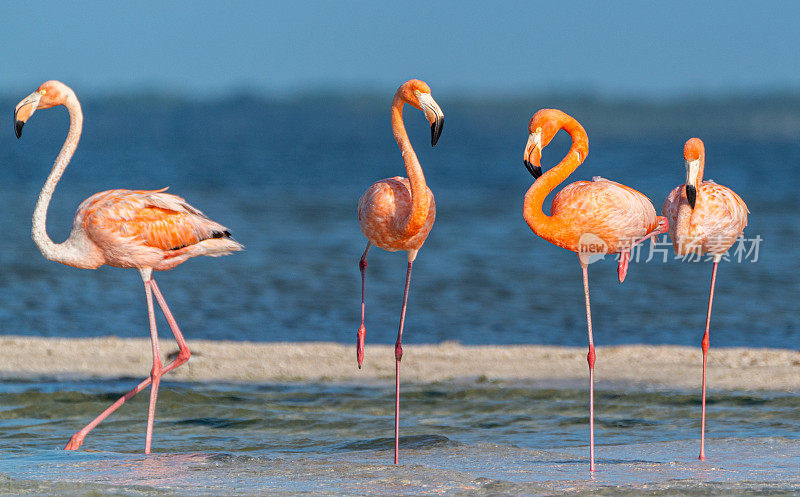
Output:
[356, 79, 443, 464]
[14, 80, 243, 454]
[662, 137, 748, 461]
[521, 109, 667, 472]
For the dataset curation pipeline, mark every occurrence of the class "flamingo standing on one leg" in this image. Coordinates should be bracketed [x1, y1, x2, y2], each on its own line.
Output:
[14, 80, 243, 454]
[521, 109, 667, 472]
[356, 79, 443, 465]
[662, 138, 748, 461]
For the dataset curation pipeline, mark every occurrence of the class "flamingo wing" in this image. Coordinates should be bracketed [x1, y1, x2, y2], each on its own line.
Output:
[598, 178, 658, 232]
[662, 182, 747, 255]
[79, 189, 231, 252]
[691, 182, 749, 252]
[662, 184, 684, 240]
[553, 178, 656, 249]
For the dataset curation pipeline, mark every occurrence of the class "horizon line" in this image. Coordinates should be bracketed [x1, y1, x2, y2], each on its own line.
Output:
[4, 83, 800, 105]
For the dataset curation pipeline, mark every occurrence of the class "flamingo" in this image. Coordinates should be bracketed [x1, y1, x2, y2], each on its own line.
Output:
[521, 109, 667, 472]
[356, 79, 443, 464]
[13, 80, 243, 454]
[662, 137, 748, 461]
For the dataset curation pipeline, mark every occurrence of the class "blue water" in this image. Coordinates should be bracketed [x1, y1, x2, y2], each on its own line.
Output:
[0, 94, 799, 495]
[0, 94, 796, 348]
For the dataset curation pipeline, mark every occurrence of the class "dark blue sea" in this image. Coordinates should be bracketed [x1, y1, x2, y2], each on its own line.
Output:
[0, 93, 796, 348]
[0, 93, 798, 495]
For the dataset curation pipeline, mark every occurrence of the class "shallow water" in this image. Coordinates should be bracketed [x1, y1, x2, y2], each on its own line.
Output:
[1, 379, 799, 495]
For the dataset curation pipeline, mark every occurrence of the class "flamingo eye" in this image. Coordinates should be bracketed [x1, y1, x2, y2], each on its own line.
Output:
[38, 89, 47, 95]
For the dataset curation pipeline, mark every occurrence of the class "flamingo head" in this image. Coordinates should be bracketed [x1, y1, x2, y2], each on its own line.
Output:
[14, 81, 74, 138]
[398, 79, 444, 146]
[683, 138, 705, 209]
[524, 109, 572, 179]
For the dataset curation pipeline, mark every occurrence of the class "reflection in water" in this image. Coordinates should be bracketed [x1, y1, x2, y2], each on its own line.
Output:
[71, 452, 210, 488]
[0, 380, 798, 495]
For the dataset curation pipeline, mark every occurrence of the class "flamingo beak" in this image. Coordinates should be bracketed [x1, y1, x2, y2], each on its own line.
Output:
[419, 93, 444, 146]
[685, 159, 700, 209]
[523, 131, 543, 178]
[13, 91, 43, 139]
[685, 184, 697, 209]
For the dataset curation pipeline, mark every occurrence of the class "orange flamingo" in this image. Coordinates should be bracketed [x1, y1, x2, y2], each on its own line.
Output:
[14, 80, 243, 454]
[356, 79, 443, 464]
[521, 109, 667, 472]
[662, 138, 748, 461]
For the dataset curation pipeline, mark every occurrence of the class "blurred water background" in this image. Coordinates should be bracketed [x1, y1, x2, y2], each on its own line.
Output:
[0, 92, 796, 349]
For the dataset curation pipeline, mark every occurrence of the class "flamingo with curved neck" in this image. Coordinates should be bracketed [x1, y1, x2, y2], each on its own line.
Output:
[521, 109, 667, 472]
[663, 137, 748, 460]
[356, 78, 443, 464]
[14, 80, 243, 453]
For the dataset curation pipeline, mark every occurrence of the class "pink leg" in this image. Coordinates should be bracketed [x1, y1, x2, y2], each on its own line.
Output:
[357, 242, 370, 368]
[64, 378, 152, 451]
[632, 217, 669, 248]
[581, 262, 597, 473]
[617, 250, 631, 284]
[149, 279, 192, 374]
[617, 217, 669, 284]
[64, 277, 190, 452]
[144, 281, 163, 454]
[699, 261, 718, 461]
[393, 260, 414, 465]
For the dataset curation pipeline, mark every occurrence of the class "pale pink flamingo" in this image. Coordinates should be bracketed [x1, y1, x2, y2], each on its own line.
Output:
[662, 137, 748, 461]
[14, 80, 243, 454]
[356, 79, 443, 464]
[522, 109, 667, 472]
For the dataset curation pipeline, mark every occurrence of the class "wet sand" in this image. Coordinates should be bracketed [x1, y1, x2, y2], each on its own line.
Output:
[1, 336, 798, 390]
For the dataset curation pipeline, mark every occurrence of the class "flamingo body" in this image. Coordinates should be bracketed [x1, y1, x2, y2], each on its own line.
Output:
[662, 138, 747, 461]
[14, 80, 241, 454]
[544, 176, 659, 253]
[354, 79, 444, 465]
[521, 109, 666, 473]
[75, 188, 240, 271]
[358, 177, 435, 254]
[663, 181, 748, 257]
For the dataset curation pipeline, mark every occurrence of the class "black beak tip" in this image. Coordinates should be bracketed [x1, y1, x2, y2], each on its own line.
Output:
[686, 185, 697, 209]
[430, 117, 443, 147]
[524, 160, 542, 179]
[14, 120, 24, 139]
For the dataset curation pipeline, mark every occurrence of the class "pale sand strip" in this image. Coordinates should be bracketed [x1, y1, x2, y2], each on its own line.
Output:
[1, 336, 799, 390]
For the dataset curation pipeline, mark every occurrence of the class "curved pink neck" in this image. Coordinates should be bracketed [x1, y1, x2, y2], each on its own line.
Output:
[523, 115, 589, 238]
[391, 92, 430, 237]
[32, 92, 84, 265]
